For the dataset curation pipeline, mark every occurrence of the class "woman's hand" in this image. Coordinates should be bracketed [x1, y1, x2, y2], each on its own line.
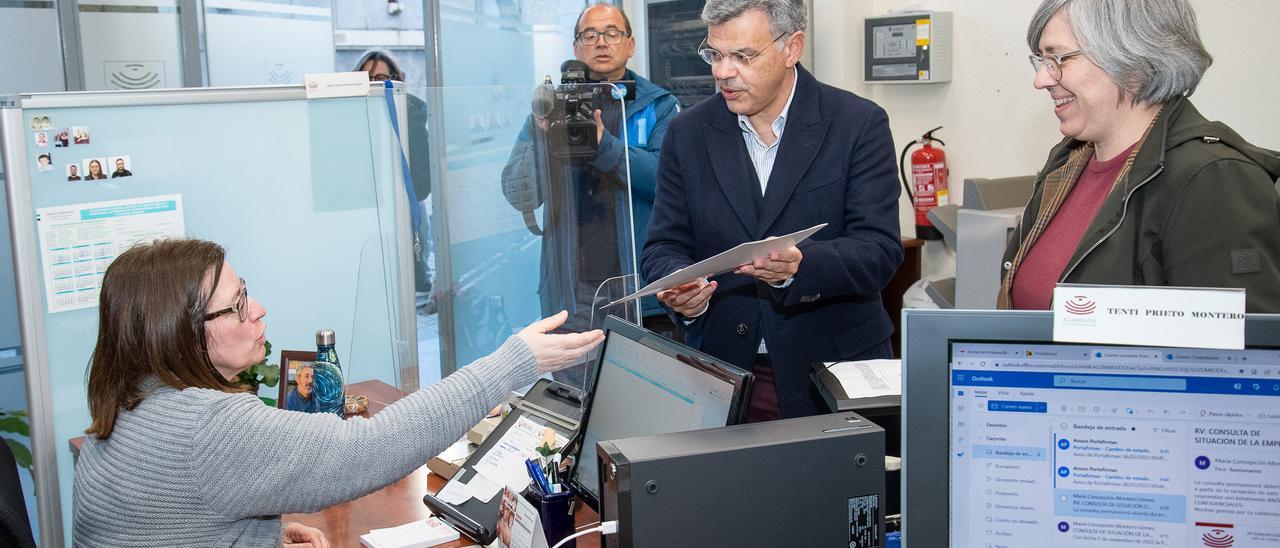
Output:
[517, 311, 605, 373]
[283, 522, 330, 548]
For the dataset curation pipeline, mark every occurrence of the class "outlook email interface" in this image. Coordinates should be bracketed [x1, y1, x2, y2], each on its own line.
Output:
[950, 342, 1280, 547]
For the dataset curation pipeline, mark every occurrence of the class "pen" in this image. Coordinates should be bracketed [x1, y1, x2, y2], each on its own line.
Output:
[526, 458, 553, 494]
[525, 459, 546, 495]
[534, 461, 554, 494]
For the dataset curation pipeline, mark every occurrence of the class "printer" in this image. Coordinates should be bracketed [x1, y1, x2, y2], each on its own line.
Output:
[596, 412, 886, 547]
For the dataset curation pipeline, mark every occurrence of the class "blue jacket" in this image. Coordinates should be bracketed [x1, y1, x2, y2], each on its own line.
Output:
[641, 65, 903, 417]
[593, 70, 681, 264]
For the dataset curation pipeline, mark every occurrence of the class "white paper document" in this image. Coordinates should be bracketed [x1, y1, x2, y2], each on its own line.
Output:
[359, 517, 459, 548]
[605, 223, 827, 308]
[434, 469, 502, 505]
[470, 415, 569, 496]
[36, 194, 185, 313]
[823, 359, 902, 399]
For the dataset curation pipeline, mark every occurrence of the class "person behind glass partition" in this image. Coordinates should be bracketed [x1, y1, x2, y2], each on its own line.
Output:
[73, 238, 603, 546]
[998, 0, 1280, 312]
[355, 49, 437, 315]
[500, 3, 681, 386]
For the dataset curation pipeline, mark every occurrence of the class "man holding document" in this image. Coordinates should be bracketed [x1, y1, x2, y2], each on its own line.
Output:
[640, 0, 903, 421]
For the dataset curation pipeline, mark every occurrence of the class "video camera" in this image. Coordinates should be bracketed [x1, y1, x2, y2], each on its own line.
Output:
[532, 60, 633, 159]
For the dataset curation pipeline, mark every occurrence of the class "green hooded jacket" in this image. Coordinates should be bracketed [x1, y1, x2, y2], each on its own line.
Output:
[999, 96, 1280, 312]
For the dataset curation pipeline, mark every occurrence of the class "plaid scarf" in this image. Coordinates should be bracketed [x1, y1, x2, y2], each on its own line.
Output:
[996, 108, 1163, 309]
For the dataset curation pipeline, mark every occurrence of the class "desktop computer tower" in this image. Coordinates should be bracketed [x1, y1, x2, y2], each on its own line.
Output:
[597, 412, 886, 547]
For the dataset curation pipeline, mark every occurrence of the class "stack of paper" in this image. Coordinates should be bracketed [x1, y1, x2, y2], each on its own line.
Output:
[358, 517, 460, 548]
[815, 359, 902, 410]
[824, 359, 901, 399]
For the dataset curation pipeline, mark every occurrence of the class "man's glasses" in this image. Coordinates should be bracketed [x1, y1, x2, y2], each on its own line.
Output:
[1028, 50, 1084, 80]
[576, 29, 629, 46]
[698, 33, 789, 69]
[204, 277, 248, 323]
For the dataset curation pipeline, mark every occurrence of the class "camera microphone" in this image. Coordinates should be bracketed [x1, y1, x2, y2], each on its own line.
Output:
[560, 60, 589, 84]
[532, 75, 555, 118]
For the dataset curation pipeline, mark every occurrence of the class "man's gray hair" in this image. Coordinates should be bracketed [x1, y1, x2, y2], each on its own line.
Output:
[1027, 0, 1212, 105]
[701, 0, 807, 37]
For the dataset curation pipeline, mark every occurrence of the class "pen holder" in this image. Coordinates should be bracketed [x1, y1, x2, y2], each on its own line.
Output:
[524, 488, 575, 548]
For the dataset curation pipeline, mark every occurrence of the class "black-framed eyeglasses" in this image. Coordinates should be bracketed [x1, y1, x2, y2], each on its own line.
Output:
[204, 277, 248, 323]
[697, 32, 789, 68]
[576, 29, 629, 46]
[1028, 49, 1084, 80]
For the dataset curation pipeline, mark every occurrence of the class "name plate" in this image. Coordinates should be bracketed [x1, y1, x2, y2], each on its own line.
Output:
[1053, 284, 1245, 349]
[304, 72, 370, 99]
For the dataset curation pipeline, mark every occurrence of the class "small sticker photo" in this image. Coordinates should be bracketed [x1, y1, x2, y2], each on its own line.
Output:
[41, 116, 52, 129]
[53, 128, 69, 147]
[36, 152, 54, 172]
[30, 116, 40, 130]
[83, 157, 108, 180]
[34, 132, 48, 148]
[72, 126, 90, 145]
[66, 163, 82, 181]
[108, 155, 132, 178]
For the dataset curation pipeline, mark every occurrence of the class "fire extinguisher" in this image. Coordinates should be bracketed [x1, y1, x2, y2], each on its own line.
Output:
[898, 126, 949, 240]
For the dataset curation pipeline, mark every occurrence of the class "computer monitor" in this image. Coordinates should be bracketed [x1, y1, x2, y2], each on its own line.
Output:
[950, 340, 1280, 547]
[567, 315, 753, 509]
[900, 309, 1280, 547]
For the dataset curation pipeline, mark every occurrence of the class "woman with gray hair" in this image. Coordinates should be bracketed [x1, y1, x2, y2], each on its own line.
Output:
[998, 0, 1280, 312]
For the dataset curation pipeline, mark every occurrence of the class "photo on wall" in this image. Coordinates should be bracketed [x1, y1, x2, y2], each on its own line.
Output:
[36, 153, 53, 172]
[108, 155, 133, 178]
[34, 132, 48, 148]
[72, 126, 90, 145]
[82, 157, 108, 180]
[54, 128, 69, 147]
[66, 163, 82, 181]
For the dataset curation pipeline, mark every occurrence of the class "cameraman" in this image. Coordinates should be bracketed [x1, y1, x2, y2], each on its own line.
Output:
[501, 3, 680, 383]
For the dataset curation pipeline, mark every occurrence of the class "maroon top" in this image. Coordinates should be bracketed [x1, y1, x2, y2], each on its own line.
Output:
[1012, 143, 1138, 310]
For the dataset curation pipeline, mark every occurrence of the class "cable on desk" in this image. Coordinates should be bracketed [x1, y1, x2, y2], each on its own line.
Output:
[552, 520, 617, 548]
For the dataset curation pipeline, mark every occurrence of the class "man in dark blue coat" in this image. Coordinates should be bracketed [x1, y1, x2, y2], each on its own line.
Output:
[640, 0, 902, 420]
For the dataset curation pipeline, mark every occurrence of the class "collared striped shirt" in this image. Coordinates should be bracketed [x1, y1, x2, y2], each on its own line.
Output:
[737, 68, 798, 194]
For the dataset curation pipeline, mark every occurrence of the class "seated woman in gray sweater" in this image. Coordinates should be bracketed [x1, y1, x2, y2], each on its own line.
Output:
[73, 238, 603, 547]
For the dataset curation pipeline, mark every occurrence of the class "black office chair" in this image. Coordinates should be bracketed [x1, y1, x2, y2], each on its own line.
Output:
[0, 440, 37, 548]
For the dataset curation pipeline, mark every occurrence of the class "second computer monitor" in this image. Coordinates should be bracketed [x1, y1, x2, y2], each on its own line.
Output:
[949, 340, 1280, 547]
[567, 316, 753, 509]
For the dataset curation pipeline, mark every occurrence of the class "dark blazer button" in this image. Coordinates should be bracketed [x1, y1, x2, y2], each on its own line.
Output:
[736, 323, 747, 335]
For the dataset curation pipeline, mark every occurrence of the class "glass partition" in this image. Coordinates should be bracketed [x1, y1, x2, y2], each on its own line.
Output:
[412, 82, 639, 390]
[204, 0, 336, 86]
[2, 83, 414, 544]
[0, 160, 39, 543]
[76, 0, 185, 90]
[0, 2, 65, 94]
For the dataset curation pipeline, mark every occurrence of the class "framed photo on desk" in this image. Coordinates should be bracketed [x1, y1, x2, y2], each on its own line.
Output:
[279, 350, 316, 412]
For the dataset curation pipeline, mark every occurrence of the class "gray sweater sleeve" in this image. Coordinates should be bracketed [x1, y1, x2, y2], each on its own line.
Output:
[191, 334, 539, 518]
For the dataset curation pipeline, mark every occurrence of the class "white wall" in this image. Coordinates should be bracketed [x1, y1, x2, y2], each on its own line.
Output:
[811, 0, 1280, 238]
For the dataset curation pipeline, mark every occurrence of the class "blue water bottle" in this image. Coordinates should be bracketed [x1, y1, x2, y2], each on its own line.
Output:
[312, 329, 345, 417]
